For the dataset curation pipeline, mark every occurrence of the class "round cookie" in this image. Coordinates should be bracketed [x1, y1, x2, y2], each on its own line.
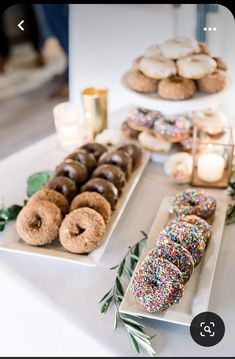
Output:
[127, 107, 162, 132]
[80, 142, 107, 160]
[44, 176, 77, 202]
[159, 36, 200, 59]
[121, 120, 142, 139]
[172, 188, 216, 219]
[131, 255, 184, 312]
[92, 164, 126, 195]
[117, 143, 142, 168]
[154, 239, 194, 283]
[197, 69, 227, 94]
[175, 215, 212, 246]
[16, 200, 62, 246]
[98, 150, 132, 178]
[153, 114, 191, 143]
[28, 189, 69, 217]
[126, 70, 159, 93]
[177, 54, 217, 79]
[198, 42, 210, 55]
[139, 55, 177, 79]
[213, 57, 227, 71]
[65, 149, 96, 174]
[158, 76, 196, 100]
[70, 191, 111, 224]
[59, 207, 106, 254]
[138, 131, 171, 152]
[159, 221, 206, 266]
[55, 161, 88, 186]
[80, 178, 118, 210]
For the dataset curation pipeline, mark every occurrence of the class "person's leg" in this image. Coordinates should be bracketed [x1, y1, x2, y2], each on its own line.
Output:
[0, 18, 10, 71]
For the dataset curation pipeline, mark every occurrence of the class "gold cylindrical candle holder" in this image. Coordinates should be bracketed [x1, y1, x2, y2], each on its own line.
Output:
[81, 87, 108, 139]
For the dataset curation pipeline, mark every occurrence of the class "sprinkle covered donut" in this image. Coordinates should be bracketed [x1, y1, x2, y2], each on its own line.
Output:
[159, 221, 206, 265]
[153, 115, 190, 143]
[154, 239, 194, 283]
[131, 256, 184, 312]
[172, 189, 216, 219]
[127, 107, 162, 132]
[175, 215, 212, 247]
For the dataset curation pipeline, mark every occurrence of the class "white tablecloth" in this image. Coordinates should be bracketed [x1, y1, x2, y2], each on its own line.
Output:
[0, 107, 235, 356]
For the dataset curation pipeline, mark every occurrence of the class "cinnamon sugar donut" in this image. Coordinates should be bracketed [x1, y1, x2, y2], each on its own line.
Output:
[59, 207, 106, 254]
[98, 150, 132, 178]
[16, 200, 62, 246]
[55, 161, 88, 186]
[92, 164, 126, 195]
[28, 189, 69, 217]
[70, 191, 111, 224]
[65, 149, 96, 174]
[126, 70, 159, 93]
[81, 178, 118, 210]
[44, 176, 77, 202]
[197, 69, 227, 94]
[158, 76, 196, 100]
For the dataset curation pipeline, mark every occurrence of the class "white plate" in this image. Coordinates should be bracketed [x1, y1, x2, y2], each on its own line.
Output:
[0, 151, 150, 267]
[119, 195, 227, 326]
[121, 72, 232, 115]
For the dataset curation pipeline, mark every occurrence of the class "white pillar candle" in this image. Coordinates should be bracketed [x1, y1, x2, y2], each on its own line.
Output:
[197, 153, 225, 183]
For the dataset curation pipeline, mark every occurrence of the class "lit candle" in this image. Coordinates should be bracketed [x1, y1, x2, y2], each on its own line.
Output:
[197, 153, 225, 183]
[53, 102, 84, 148]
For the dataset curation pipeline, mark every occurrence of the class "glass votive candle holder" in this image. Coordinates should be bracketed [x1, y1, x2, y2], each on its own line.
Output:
[191, 125, 234, 188]
[81, 87, 108, 140]
[53, 102, 84, 149]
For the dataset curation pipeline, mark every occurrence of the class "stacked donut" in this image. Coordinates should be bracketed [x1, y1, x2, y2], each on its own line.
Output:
[16, 142, 143, 254]
[131, 188, 216, 313]
[126, 36, 228, 100]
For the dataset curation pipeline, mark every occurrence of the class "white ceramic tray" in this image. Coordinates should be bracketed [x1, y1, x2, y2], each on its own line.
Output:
[119, 195, 227, 326]
[121, 72, 232, 115]
[0, 151, 150, 267]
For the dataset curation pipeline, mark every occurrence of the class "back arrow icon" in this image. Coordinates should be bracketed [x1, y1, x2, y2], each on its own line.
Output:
[17, 20, 24, 31]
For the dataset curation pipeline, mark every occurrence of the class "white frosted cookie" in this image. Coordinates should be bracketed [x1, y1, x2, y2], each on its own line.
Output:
[192, 109, 228, 135]
[138, 131, 171, 152]
[160, 37, 200, 59]
[139, 55, 177, 79]
[177, 54, 217, 79]
[164, 152, 193, 184]
[144, 44, 162, 58]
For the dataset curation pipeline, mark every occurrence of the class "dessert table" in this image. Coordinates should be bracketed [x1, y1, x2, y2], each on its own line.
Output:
[0, 106, 235, 357]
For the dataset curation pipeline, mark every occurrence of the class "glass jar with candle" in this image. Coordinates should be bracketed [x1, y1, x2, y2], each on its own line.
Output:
[53, 102, 87, 149]
[191, 125, 234, 188]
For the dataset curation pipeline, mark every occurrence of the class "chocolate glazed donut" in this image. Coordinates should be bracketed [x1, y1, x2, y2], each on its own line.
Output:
[44, 176, 77, 202]
[65, 149, 96, 174]
[98, 150, 132, 178]
[55, 160, 88, 186]
[80, 142, 107, 160]
[91, 164, 126, 195]
[80, 178, 118, 210]
[118, 144, 142, 168]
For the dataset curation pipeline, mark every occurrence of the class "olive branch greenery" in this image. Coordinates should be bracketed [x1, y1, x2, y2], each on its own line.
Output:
[0, 171, 52, 232]
[99, 230, 157, 357]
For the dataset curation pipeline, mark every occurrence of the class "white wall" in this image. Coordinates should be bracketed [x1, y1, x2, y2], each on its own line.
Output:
[69, 4, 235, 118]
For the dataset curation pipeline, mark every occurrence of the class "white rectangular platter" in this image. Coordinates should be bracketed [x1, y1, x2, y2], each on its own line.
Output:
[0, 151, 150, 267]
[119, 195, 227, 326]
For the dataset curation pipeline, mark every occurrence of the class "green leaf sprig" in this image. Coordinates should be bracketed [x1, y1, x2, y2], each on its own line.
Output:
[0, 170, 53, 232]
[99, 230, 156, 356]
[226, 167, 235, 225]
